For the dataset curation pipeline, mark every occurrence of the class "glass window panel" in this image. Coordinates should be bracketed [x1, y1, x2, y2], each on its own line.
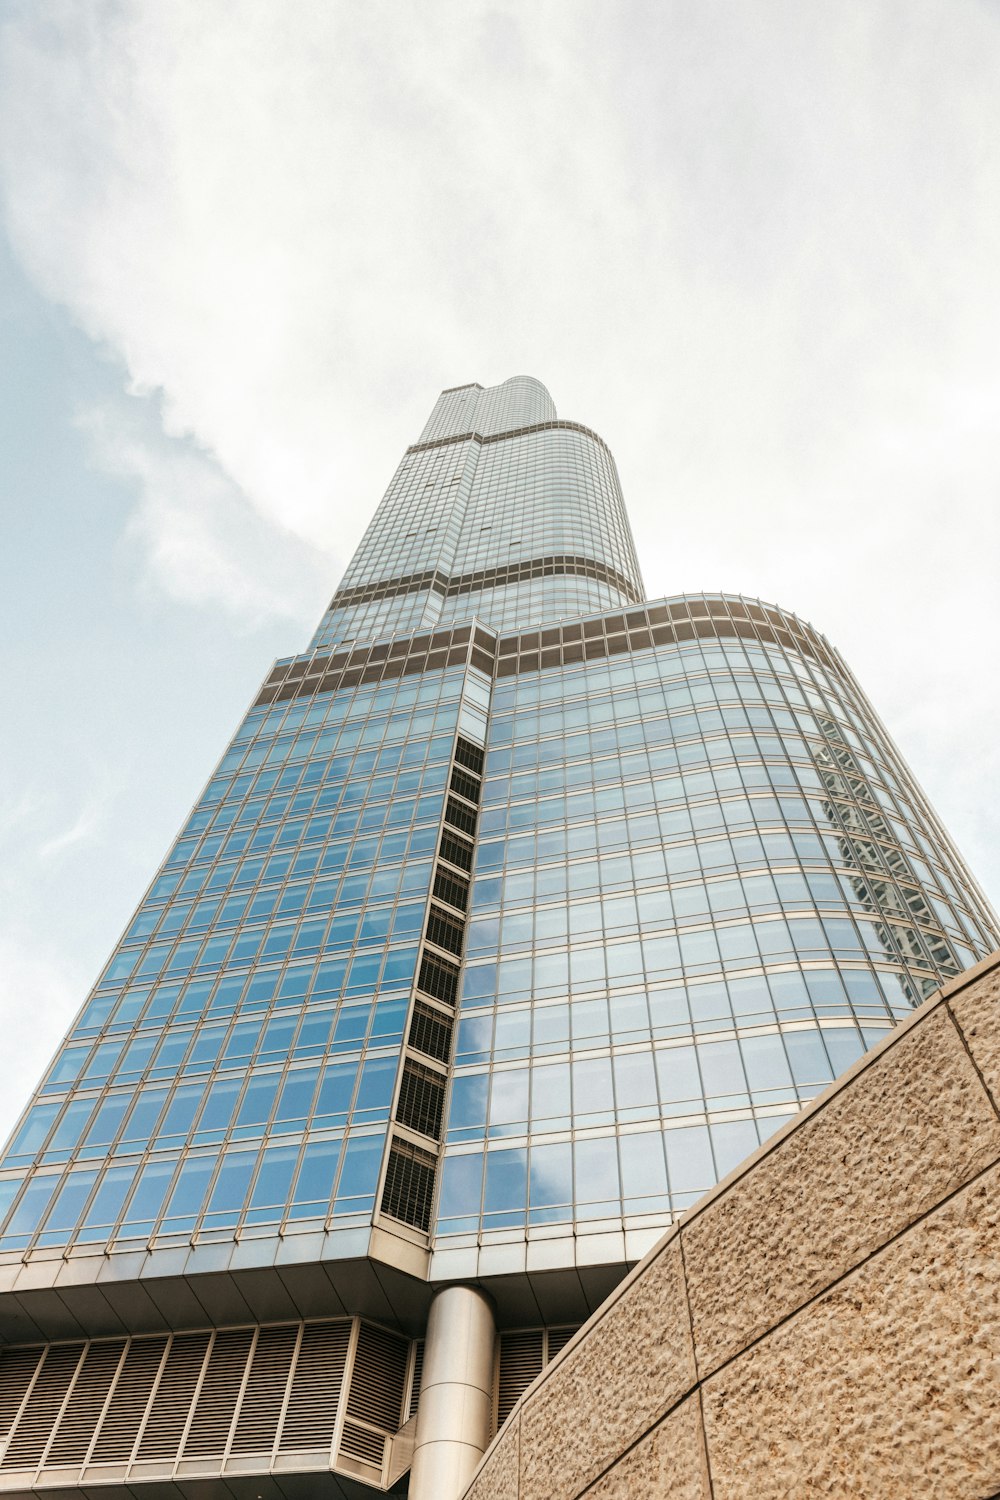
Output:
[163, 1155, 217, 1223]
[2, 1176, 59, 1242]
[78, 1165, 136, 1239]
[121, 1158, 176, 1231]
[710, 1119, 760, 1178]
[785, 1029, 835, 1086]
[335, 1133, 384, 1206]
[655, 1046, 702, 1104]
[450, 1074, 489, 1129]
[573, 1136, 619, 1206]
[619, 1131, 668, 1200]
[529, 1142, 572, 1207]
[739, 1034, 793, 1091]
[484, 1148, 527, 1214]
[439, 1152, 483, 1218]
[665, 1125, 714, 1195]
[291, 1138, 342, 1212]
[489, 1069, 529, 1125]
[697, 1040, 748, 1097]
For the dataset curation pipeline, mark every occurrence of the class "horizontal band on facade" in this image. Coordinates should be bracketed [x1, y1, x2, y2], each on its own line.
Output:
[326, 551, 642, 614]
[405, 417, 614, 457]
[255, 596, 842, 709]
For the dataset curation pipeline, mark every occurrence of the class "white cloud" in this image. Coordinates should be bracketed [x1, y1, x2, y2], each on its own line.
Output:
[0, 0, 997, 917]
[0, 935, 81, 1143]
[78, 392, 332, 623]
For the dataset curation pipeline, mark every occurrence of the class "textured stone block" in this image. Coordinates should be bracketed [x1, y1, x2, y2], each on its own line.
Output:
[465, 1415, 519, 1500]
[949, 966, 1000, 1113]
[702, 1163, 1000, 1499]
[583, 1395, 710, 1499]
[519, 1239, 695, 1500]
[683, 1006, 1000, 1374]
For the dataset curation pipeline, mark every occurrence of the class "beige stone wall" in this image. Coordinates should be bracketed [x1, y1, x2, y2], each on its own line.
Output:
[461, 954, 1000, 1500]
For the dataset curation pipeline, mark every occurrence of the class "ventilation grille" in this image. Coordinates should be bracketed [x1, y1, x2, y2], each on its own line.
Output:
[346, 1324, 408, 1432]
[90, 1336, 167, 1463]
[46, 1340, 123, 1466]
[339, 1421, 385, 1469]
[444, 796, 477, 837]
[279, 1320, 349, 1452]
[454, 737, 485, 776]
[380, 1139, 437, 1231]
[546, 1326, 579, 1360]
[496, 1332, 544, 1428]
[438, 830, 474, 871]
[181, 1328, 253, 1456]
[425, 904, 465, 956]
[407, 1341, 425, 1419]
[396, 1061, 446, 1141]
[407, 1000, 453, 1065]
[136, 1332, 210, 1459]
[230, 1324, 297, 1454]
[0, 1348, 43, 1440]
[495, 1327, 581, 1430]
[1, 1344, 84, 1469]
[433, 867, 470, 912]
[0, 1318, 409, 1479]
[449, 766, 481, 805]
[417, 952, 460, 1006]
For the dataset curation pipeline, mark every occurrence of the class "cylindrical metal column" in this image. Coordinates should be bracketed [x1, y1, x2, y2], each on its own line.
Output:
[409, 1285, 496, 1500]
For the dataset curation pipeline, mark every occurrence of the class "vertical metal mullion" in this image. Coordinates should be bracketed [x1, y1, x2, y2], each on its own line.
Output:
[172, 1328, 215, 1471]
[126, 1337, 170, 1470]
[128, 1332, 172, 1471]
[270, 1320, 303, 1465]
[1, 1345, 46, 1459]
[332, 1317, 361, 1467]
[36, 1340, 88, 1472]
[222, 1323, 259, 1467]
[80, 1338, 129, 1471]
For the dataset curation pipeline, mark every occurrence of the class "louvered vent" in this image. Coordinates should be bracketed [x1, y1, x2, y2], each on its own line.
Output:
[433, 868, 469, 912]
[278, 1320, 350, 1452]
[425, 904, 464, 956]
[407, 1000, 453, 1065]
[0, 1347, 43, 1439]
[449, 767, 481, 805]
[346, 1323, 408, 1434]
[90, 1336, 167, 1463]
[46, 1340, 124, 1466]
[438, 830, 473, 872]
[417, 952, 460, 1006]
[444, 796, 477, 837]
[496, 1331, 545, 1428]
[339, 1421, 385, 1469]
[407, 1341, 425, 1419]
[396, 1061, 446, 1141]
[454, 737, 485, 776]
[546, 1326, 579, 1361]
[380, 1138, 437, 1231]
[181, 1328, 253, 1456]
[231, 1324, 297, 1454]
[135, 1332, 210, 1459]
[1, 1343, 83, 1469]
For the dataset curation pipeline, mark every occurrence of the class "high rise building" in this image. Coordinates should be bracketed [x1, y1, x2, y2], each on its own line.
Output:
[0, 377, 996, 1499]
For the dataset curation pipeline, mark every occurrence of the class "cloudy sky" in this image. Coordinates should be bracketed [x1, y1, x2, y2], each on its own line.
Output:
[1, 0, 998, 1142]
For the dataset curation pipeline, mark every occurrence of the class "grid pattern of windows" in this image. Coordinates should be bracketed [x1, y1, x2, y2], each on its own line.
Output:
[310, 378, 642, 651]
[437, 624, 997, 1245]
[1, 375, 995, 1301]
[0, 666, 470, 1257]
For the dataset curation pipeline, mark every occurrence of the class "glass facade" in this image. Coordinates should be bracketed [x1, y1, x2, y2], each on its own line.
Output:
[1, 376, 996, 1291]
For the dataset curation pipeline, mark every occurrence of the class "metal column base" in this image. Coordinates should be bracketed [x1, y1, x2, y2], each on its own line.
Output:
[408, 1285, 496, 1500]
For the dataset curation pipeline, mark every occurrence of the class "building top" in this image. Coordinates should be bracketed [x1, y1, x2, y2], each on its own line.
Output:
[417, 377, 557, 444]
